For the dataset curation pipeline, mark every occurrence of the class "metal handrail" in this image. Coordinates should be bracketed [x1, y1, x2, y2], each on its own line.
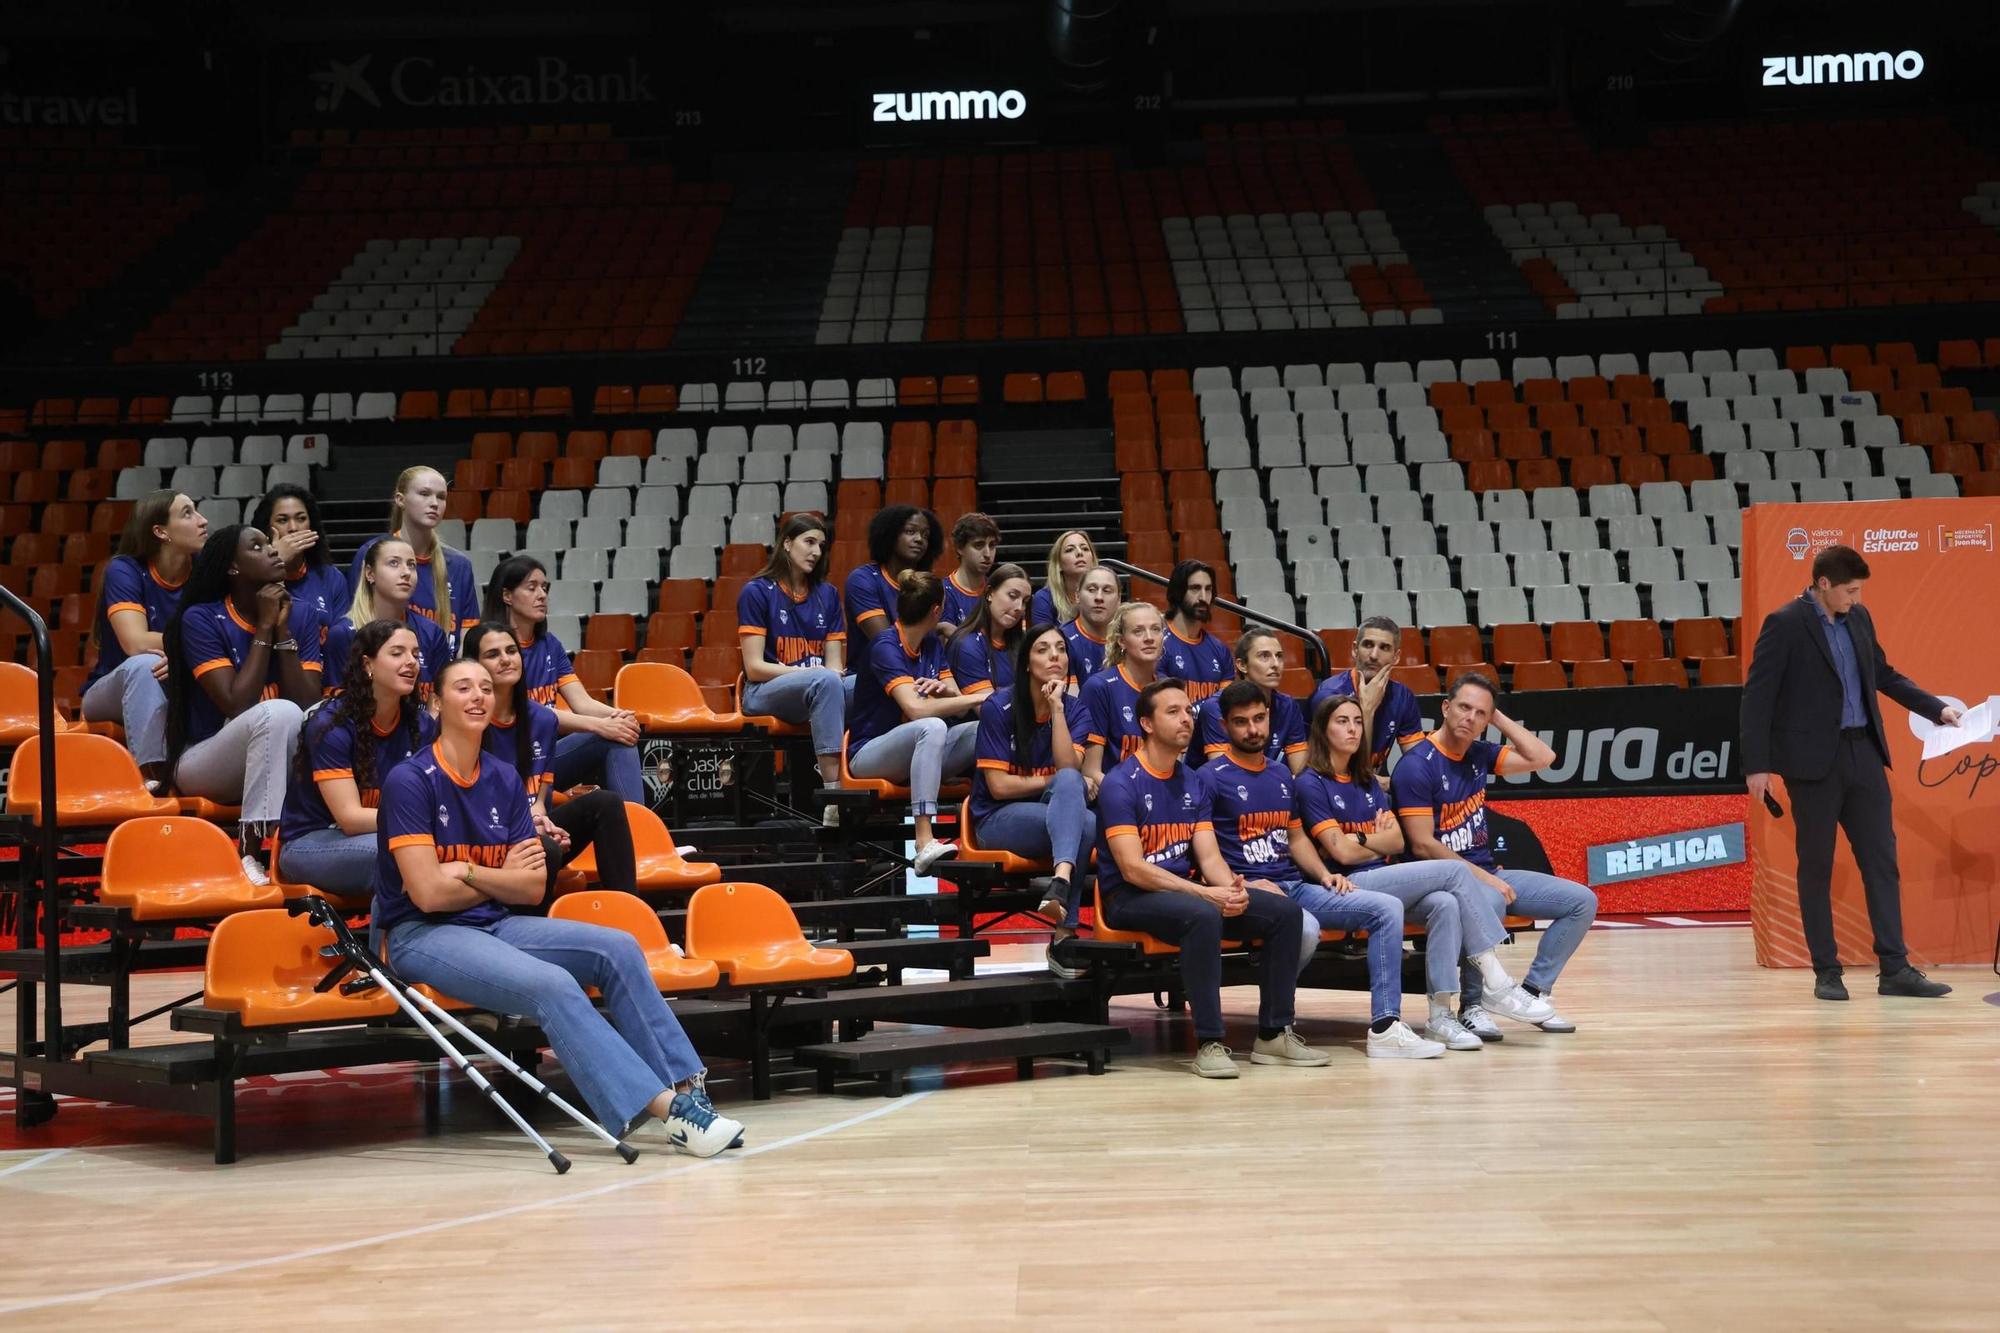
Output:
[1101, 557, 1330, 679]
[0, 582, 61, 1070]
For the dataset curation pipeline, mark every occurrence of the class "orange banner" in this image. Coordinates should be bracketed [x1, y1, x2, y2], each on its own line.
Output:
[1744, 499, 2000, 966]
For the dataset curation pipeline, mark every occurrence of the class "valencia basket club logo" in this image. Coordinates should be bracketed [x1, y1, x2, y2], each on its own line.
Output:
[1785, 527, 1810, 560]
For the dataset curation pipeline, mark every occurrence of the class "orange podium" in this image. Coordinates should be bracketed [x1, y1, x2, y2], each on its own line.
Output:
[1744, 498, 2000, 967]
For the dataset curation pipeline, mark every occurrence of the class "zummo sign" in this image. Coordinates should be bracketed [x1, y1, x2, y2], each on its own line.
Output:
[871, 89, 1027, 123]
[1760, 50, 1924, 86]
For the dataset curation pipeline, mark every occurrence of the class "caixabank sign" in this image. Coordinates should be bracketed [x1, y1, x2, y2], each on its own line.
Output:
[284, 44, 668, 126]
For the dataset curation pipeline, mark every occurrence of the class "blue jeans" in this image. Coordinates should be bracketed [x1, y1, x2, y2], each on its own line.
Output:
[1276, 879, 1405, 1021]
[555, 731, 644, 803]
[1459, 868, 1598, 1004]
[387, 914, 703, 1133]
[849, 717, 978, 817]
[277, 826, 374, 895]
[1352, 859, 1510, 997]
[1101, 885, 1304, 1041]
[81, 653, 168, 766]
[972, 768, 1096, 925]
[744, 668, 846, 757]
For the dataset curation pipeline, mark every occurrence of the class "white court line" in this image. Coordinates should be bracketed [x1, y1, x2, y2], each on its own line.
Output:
[0, 1149, 70, 1181]
[0, 1091, 933, 1316]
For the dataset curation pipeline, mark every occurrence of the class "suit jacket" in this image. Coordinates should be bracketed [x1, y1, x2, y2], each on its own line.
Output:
[1740, 593, 1946, 781]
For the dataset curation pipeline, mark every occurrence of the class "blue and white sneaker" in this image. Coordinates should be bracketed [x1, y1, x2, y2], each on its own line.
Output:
[688, 1073, 744, 1149]
[665, 1090, 743, 1159]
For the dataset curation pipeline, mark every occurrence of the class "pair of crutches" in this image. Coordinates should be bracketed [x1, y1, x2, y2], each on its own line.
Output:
[288, 895, 638, 1174]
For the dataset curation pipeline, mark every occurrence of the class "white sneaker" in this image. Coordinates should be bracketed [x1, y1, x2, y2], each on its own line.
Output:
[821, 803, 841, 829]
[1458, 1004, 1504, 1042]
[912, 839, 958, 875]
[1045, 930, 1086, 981]
[1537, 1007, 1577, 1033]
[1368, 1021, 1447, 1060]
[239, 854, 272, 888]
[664, 1090, 743, 1158]
[1481, 984, 1556, 1026]
[1250, 1027, 1332, 1067]
[1424, 1013, 1483, 1051]
[1192, 1041, 1239, 1079]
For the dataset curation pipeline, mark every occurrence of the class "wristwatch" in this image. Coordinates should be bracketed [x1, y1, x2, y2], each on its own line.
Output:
[1355, 831, 1370, 848]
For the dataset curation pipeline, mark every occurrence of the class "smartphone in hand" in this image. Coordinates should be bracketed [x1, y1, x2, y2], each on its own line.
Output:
[1761, 790, 1785, 819]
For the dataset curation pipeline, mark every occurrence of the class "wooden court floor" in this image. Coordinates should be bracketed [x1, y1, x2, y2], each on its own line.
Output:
[3, 925, 1998, 1330]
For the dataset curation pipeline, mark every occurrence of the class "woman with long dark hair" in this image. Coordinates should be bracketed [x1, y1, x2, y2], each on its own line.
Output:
[323, 537, 449, 700]
[376, 656, 743, 1155]
[847, 570, 981, 872]
[165, 525, 322, 883]
[275, 620, 432, 894]
[1296, 694, 1554, 1052]
[80, 490, 207, 789]
[483, 555, 643, 803]
[461, 623, 638, 898]
[346, 465, 478, 644]
[946, 562, 1032, 698]
[252, 482, 348, 630]
[738, 513, 848, 804]
[843, 503, 942, 645]
[967, 623, 1097, 973]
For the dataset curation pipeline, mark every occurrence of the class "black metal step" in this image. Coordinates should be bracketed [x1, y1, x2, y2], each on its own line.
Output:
[831, 936, 991, 973]
[792, 1021, 1128, 1094]
[0, 939, 209, 982]
[780, 971, 1065, 1025]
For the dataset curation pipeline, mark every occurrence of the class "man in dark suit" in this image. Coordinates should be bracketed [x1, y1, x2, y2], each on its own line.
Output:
[1742, 544, 1962, 1001]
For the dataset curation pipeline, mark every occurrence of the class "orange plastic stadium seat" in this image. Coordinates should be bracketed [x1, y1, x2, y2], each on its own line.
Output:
[455, 458, 499, 492]
[1671, 617, 1731, 661]
[615, 662, 743, 733]
[637, 384, 679, 413]
[550, 890, 719, 990]
[530, 387, 573, 417]
[1937, 340, 1982, 371]
[593, 385, 635, 415]
[1698, 655, 1743, 686]
[1549, 621, 1605, 664]
[1511, 659, 1568, 691]
[399, 390, 440, 420]
[514, 431, 559, 464]
[565, 429, 609, 464]
[940, 375, 980, 405]
[469, 431, 512, 463]
[100, 817, 283, 920]
[488, 387, 530, 416]
[655, 579, 708, 617]
[1046, 371, 1086, 403]
[1091, 883, 1179, 955]
[1115, 437, 1159, 471]
[6, 732, 178, 826]
[1003, 373, 1044, 403]
[1515, 458, 1562, 492]
[584, 614, 639, 656]
[445, 388, 489, 419]
[1466, 459, 1512, 492]
[645, 612, 697, 658]
[571, 648, 622, 699]
[486, 490, 532, 523]
[1392, 664, 1440, 694]
[125, 395, 168, 424]
[1572, 658, 1628, 688]
[550, 457, 595, 491]
[203, 909, 397, 1025]
[1787, 345, 1830, 373]
[0, 661, 81, 745]
[1632, 657, 1688, 688]
[1428, 625, 1483, 666]
[1608, 620, 1665, 663]
[1280, 667, 1315, 700]
[684, 882, 854, 986]
[956, 797, 1050, 876]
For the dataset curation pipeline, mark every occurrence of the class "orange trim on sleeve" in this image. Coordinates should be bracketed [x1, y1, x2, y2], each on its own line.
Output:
[737, 626, 767, 636]
[1286, 817, 1303, 831]
[192, 658, 233, 678]
[960, 680, 993, 696]
[1282, 742, 1309, 755]
[301, 661, 323, 673]
[1201, 742, 1227, 756]
[1308, 818, 1339, 838]
[826, 631, 848, 642]
[855, 607, 888, 624]
[313, 768, 355, 783]
[883, 674, 916, 693]
[1398, 733, 1425, 749]
[1192, 820, 1213, 832]
[387, 833, 434, 850]
[1104, 824, 1140, 840]
[557, 672, 578, 688]
[105, 600, 146, 618]
[1395, 806, 1434, 818]
[975, 758, 1012, 772]
[1086, 732, 1107, 746]
[1491, 745, 1511, 774]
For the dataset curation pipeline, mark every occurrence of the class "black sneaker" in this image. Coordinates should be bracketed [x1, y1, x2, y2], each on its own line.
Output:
[1813, 969, 1849, 1002]
[1877, 966, 1951, 998]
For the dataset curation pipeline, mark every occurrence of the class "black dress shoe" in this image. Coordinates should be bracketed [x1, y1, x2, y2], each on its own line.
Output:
[1814, 970, 1849, 1001]
[1877, 966, 1952, 997]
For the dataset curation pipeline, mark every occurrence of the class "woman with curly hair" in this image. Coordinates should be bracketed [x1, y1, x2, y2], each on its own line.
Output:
[275, 620, 433, 895]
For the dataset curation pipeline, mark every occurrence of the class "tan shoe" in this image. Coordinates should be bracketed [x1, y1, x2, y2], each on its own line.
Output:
[1191, 1040, 1239, 1078]
[1250, 1027, 1332, 1067]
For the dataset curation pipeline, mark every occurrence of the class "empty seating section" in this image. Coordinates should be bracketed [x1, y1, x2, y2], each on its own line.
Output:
[1146, 337, 1983, 689]
[0, 129, 202, 326]
[1448, 112, 2000, 316]
[123, 146, 726, 362]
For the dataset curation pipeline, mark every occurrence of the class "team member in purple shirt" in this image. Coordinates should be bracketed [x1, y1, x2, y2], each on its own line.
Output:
[1309, 615, 1426, 768]
[846, 571, 982, 873]
[1160, 560, 1236, 705]
[1079, 600, 1167, 790]
[1060, 564, 1119, 691]
[322, 537, 450, 702]
[739, 514, 850, 816]
[1390, 672, 1598, 1039]
[81, 489, 207, 788]
[844, 504, 943, 646]
[1192, 628, 1309, 773]
[939, 511, 1000, 636]
[946, 562, 1032, 697]
[164, 525, 321, 884]
[484, 555, 643, 804]
[253, 482, 348, 641]
[377, 657, 742, 1156]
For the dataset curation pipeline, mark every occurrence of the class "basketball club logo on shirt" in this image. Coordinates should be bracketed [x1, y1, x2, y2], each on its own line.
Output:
[776, 608, 789, 625]
[1170, 654, 1187, 671]
[437, 806, 451, 826]
[1142, 791, 1154, 812]
[489, 806, 503, 830]
[1121, 705, 1134, 722]
[1236, 784, 1249, 801]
